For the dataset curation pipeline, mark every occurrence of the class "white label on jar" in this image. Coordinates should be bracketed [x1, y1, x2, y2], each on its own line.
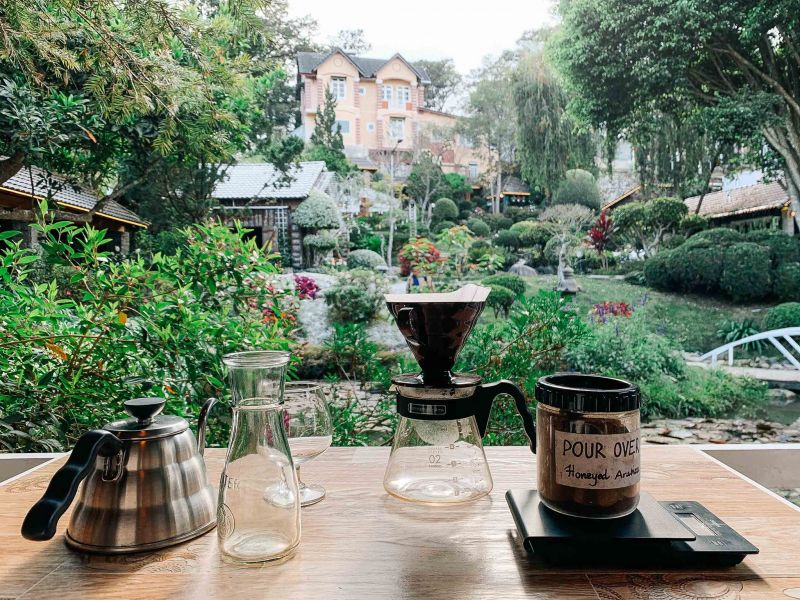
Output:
[554, 430, 641, 489]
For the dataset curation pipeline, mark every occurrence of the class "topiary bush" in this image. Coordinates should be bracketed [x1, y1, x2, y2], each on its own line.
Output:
[553, 169, 601, 210]
[773, 263, 800, 301]
[432, 197, 458, 222]
[669, 245, 725, 293]
[482, 274, 526, 296]
[480, 214, 514, 232]
[746, 230, 800, 267]
[467, 218, 491, 237]
[293, 189, 341, 230]
[684, 227, 743, 248]
[346, 249, 386, 269]
[494, 229, 521, 249]
[433, 219, 456, 233]
[643, 250, 675, 290]
[486, 284, 516, 317]
[720, 242, 772, 302]
[510, 220, 552, 248]
[325, 269, 387, 323]
[765, 302, 800, 329]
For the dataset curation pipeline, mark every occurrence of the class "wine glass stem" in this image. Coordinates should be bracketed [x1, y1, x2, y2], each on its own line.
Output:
[295, 466, 307, 491]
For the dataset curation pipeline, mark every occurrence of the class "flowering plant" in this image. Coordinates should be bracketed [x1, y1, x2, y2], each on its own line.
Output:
[294, 274, 320, 300]
[590, 301, 633, 323]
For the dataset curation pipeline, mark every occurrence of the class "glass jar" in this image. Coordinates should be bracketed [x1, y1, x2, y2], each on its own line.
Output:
[535, 374, 641, 519]
[218, 351, 300, 563]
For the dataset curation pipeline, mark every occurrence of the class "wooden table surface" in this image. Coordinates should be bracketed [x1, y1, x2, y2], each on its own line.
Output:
[2, 446, 800, 600]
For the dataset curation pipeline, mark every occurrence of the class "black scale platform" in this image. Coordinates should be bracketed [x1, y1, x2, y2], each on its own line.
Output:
[506, 490, 759, 567]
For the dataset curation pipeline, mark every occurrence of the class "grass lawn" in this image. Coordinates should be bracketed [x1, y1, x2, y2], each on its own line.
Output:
[517, 275, 773, 353]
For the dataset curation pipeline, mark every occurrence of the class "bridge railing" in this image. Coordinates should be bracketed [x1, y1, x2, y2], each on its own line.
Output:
[697, 327, 800, 370]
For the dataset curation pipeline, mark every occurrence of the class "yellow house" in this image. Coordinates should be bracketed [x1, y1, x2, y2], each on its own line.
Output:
[296, 49, 483, 180]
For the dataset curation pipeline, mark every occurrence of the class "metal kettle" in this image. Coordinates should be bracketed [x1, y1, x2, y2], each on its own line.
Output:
[22, 397, 218, 554]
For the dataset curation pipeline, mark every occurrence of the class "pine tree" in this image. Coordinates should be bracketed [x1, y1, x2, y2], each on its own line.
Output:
[306, 88, 354, 174]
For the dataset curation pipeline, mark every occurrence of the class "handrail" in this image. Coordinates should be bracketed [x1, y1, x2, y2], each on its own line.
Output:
[697, 327, 800, 370]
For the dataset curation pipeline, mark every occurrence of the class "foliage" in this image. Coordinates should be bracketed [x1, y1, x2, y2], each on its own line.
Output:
[306, 88, 355, 174]
[415, 58, 462, 112]
[436, 225, 475, 277]
[679, 214, 709, 236]
[613, 197, 688, 256]
[480, 214, 514, 232]
[745, 230, 800, 268]
[587, 210, 614, 268]
[324, 323, 386, 387]
[486, 285, 516, 318]
[441, 173, 472, 202]
[717, 319, 767, 353]
[686, 228, 743, 247]
[590, 301, 633, 323]
[294, 275, 320, 300]
[406, 151, 445, 226]
[0, 214, 297, 451]
[328, 29, 371, 54]
[773, 263, 800, 302]
[513, 42, 596, 199]
[482, 274, 527, 297]
[494, 229, 521, 249]
[324, 270, 387, 324]
[399, 238, 441, 277]
[720, 243, 772, 302]
[540, 203, 594, 285]
[553, 169, 602, 209]
[467, 218, 491, 237]
[293, 189, 341, 230]
[433, 220, 456, 234]
[431, 198, 459, 223]
[346, 249, 386, 270]
[510, 221, 553, 259]
[765, 303, 800, 330]
[302, 232, 338, 251]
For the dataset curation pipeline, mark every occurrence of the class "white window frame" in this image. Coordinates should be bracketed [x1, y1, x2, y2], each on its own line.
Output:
[469, 162, 479, 179]
[395, 86, 410, 107]
[330, 77, 347, 100]
[381, 85, 393, 102]
[389, 117, 405, 140]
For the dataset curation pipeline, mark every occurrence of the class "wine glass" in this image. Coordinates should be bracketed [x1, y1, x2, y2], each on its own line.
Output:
[284, 382, 333, 506]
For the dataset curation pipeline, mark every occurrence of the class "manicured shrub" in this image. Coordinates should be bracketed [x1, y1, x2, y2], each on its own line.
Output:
[510, 220, 552, 247]
[467, 239, 492, 263]
[642, 250, 675, 290]
[432, 197, 458, 222]
[773, 263, 800, 301]
[746, 230, 800, 267]
[293, 189, 341, 230]
[302, 232, 338, 251]
[671, 245, 725, 293]
[467, 218, 491, 237]
[494, 229, 521, 249]
[480, 214, 514, 232]
[684, 227, 743, 248]
[679, 214, 709, 236]
[553, 169, 602, 209]
[543, 236, 563, 267]
[325, 269, 386, 323]
[346, 249, 386, 269]
[486, 284, 516, 317]
[719, 242, 772, 302]
[433, 220, 456, 233]
[482, 274, 526, 296]
[765, 302, 800, 329]
[459, 209, 473, 220]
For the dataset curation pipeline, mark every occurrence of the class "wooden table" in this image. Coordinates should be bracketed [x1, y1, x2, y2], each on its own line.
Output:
[2, 446, 800, 599]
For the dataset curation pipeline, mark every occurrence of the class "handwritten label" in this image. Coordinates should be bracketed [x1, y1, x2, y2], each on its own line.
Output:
[554, 430, 640, 489]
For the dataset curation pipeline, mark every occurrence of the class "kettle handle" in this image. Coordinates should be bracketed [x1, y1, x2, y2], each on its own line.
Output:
[197, 397, 218, 456]
[21, 430, 123, 541]
[473, 380, 536, 453]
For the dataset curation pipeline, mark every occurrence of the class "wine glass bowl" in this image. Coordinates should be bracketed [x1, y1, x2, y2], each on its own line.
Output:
[284, 382, 333, 506]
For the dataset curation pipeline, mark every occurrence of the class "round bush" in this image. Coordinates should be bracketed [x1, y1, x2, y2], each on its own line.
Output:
[433, 220, 456, 234]
[486, 284, 516, 317]
[643, 250, 675, 290]
[543, 236, 563, 267]
[302, 232, 338, 251]
[347, 249, 386, 269]
[432, 198, 458, 222]
[553, 169, 601, 210]
[467, 218, 491, 237]
[510, 220, 552, 248]
[670, 245, 724, 293]
[720, 242, 772, 302]
[293, 189, 341, 230]
[765, 302, 800, 329]
[482, 274, 526, 296]
[481, 214, 514, 232]
[494, 229, 520, 248]
[684, 227, 743, 248]
[773, 263, 800, 301]
[325, 270, 385, 323]
[679, 214, 709, 236]
[746, 230, 800, 267]
[467, 239, 492, 263]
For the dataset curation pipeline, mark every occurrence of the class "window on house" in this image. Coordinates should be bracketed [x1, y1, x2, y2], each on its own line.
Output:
[367, 122, 375, 131]
[469, 162, 479, 179]
[389, 117, 405, 140]
[395, 86, 411, 107]
[333, 120, 350, 134]
[330, 77, 347, 100]
[359, 86, 367, 96]
[381, 85, 393, 102]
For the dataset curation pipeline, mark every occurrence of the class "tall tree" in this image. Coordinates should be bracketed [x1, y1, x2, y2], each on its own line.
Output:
[415, 58, 463, 112]
[554, 0, 800, 229]
[406, 151, 445, 227]
[305, 88, 355, 175]
[513, 49, 596, 199]
[328, 29, 371, 54]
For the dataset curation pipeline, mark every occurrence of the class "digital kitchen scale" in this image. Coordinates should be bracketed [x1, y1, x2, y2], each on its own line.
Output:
[506, 490, 759, 567]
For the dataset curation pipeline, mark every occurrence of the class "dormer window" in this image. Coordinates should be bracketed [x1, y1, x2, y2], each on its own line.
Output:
[330, 77, 347, 100]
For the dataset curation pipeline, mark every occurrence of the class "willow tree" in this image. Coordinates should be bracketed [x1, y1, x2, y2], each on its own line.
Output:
[554, 0, 800, 228]
[513, 51, 595, 199]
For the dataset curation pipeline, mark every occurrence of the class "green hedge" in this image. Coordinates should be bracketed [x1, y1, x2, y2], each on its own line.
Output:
[467, 218, 491, 237]
[482, 274, 526, 296]
[773, 263, 800, 301]
[720, 243, 772, 302]
[765, 302, 800, 329]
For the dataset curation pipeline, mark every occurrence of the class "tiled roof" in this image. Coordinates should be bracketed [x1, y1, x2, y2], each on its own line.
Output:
[684, 181, 789, 219]
[1, 165, 147, 227]
[297, 50, 431, 83]
[212, 161, 327, 201]
[502, 176, 530, 195]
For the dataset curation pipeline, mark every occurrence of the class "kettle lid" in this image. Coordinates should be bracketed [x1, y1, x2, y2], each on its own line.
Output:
[104, 398, 188, 440]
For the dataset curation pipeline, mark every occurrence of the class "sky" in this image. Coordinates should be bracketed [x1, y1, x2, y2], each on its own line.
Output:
[287, 0, 557, 75]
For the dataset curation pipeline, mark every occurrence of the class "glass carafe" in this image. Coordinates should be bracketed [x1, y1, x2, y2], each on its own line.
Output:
[383, 415, 493, 504]
[218, 351, 300, 563]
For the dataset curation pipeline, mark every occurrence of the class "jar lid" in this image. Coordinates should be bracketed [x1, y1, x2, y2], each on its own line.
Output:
[104, 398, 188, 440]
[535, 373, 640, 412]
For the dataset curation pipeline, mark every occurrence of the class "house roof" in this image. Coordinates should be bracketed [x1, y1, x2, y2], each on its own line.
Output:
[212, 161, 328, 202]
[502, 176, 530, 196]
[296, 49, 431, 84]
[0, 165, 147, 227]
[684, 180, 789, 219]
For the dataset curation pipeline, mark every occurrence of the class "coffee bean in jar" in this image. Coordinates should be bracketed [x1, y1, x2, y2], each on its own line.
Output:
[535, 374, 641, 519]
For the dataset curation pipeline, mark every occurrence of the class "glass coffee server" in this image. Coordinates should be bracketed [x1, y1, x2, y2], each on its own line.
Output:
[284, 382, 333, 506]
[218, 351, 301, 563]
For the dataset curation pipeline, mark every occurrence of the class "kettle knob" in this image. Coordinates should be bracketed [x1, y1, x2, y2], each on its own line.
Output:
[124, 398, 166, 425]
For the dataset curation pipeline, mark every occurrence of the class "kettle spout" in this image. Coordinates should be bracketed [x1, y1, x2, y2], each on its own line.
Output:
[197, 397, 218, 456]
